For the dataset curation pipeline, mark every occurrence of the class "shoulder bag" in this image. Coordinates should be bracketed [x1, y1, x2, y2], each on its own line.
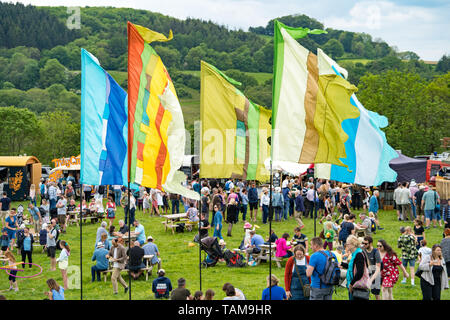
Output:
[294, 261, 310, 298]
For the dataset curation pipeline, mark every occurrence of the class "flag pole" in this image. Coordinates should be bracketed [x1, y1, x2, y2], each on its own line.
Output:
[80, 183, 83, 300]
[269, 161, 273, 300]
[128, 182, 131, 300]
[199, 193, 202, 292]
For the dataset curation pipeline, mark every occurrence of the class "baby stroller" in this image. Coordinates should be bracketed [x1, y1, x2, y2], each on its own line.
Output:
[200, 236, 224, 268]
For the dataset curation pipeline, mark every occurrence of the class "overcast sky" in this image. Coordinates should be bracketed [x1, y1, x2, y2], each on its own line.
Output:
[16, 0, 450, 61]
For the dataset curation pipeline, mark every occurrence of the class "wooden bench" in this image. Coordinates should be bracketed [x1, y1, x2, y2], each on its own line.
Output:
[101, 255, 154, 282]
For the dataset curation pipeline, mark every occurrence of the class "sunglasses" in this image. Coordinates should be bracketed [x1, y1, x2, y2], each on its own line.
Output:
[362, 242, 369, 245]
[377, 244, 383, 247]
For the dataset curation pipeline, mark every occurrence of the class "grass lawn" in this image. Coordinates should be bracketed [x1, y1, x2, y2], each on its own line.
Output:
[2, 199, 448, 300]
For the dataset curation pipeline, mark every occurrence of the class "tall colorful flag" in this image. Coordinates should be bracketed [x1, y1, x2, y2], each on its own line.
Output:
[80, 48, 128, 185]
[127, 22, 199, 200]
[272, 20, 360, 167]
[200, 61, 271, 181]
[314, 51, 398, 186]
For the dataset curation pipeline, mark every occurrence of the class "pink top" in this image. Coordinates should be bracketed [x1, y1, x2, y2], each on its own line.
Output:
[275, 238, 291, 257]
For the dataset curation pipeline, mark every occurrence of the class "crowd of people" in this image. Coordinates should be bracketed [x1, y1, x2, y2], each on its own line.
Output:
[0, 172, 449, 301]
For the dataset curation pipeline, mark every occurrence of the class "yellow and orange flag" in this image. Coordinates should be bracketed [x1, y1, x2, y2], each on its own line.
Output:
[127, 22, 199, 200]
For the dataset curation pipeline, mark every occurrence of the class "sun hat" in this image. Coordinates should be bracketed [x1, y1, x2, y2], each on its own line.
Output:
[97, 242, 104, 248]
[410, 180, 417, 187]
[147, 235, 153, 241]
[244, 222, 252, 229]
[218, 239, 226, 246]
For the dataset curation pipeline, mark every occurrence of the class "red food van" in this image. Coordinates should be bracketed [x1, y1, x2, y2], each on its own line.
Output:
[427, 160, 450, 186]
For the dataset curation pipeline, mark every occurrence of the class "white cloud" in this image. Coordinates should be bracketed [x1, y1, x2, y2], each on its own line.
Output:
[14, 0, 450, 60]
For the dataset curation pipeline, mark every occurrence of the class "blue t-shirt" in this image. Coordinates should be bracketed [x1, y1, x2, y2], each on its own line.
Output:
[135, 224, 146, 243]
[52, 287, 65, 300]
[23, 236, 32, 251]
[261, 285, 287, 300]
[309, 250, 337, 289]
[92, 248, 109, 270]
[28, 207, 40, 220]
[251, 234, 264, 249]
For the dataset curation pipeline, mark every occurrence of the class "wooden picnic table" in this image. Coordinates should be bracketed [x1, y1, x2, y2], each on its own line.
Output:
[161, 213, 188, 234]
[252, 241, 292, 268]
[67, 210, 103, 226]
[101, 254, 154, 282]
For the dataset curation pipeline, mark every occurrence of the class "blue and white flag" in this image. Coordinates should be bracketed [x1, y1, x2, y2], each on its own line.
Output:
[81, 48, 128, 185]
[314, 49, 398, 186]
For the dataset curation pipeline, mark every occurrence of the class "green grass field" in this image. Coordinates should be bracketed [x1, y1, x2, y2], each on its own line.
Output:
[1, 199, 448, 300]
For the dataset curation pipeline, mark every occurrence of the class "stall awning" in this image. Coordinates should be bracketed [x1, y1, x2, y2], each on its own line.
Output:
[0, 156, 40, 167]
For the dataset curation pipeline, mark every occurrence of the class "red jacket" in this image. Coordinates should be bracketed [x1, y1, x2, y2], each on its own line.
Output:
[284, 255, 310, 292]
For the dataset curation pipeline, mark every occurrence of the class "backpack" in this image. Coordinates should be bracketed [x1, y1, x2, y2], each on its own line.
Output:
[51, 227, 60, 242]
[224, 181, 231, 191]
[175, 223, 185, 233]
[98, 185, 105, 195]
[223, 249, 246, 268]
[318, 251, 341, 287]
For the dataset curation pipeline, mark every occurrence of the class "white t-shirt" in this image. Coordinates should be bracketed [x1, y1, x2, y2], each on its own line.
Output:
[113, 247, 120, 268]
[418, 247, 432, 260]
[292, 257, 307, 272]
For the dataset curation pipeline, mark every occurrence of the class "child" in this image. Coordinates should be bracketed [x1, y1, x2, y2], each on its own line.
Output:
[106, 197, 116, 227]
[417, 239, 432, 263]
[162, 192, 169, 215]
[143, 192, 150, 215]
[16, 205, 24, 227]
[368, 212, 377, 234]
[292, 226, 309, 253]
[39, 223, 48, 253]
[45, 278, 65, 300]
[5, 251, 18, 292]
[56, 240, 70, 290]
[413, 218, 425, 250]
[240, 222, 253, 250]
[324, 194, 332, 217]
[323, 221, 335, 251]
[265, 229, 278, 245]
[29, 184, 37, 207]
[1, 228, 10, 254]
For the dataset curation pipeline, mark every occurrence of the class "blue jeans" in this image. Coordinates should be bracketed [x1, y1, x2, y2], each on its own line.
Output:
[125, 207, 136, 225]
[213, 225, 223, 239]
[114, 190, 122, 206]
[91, 265, 107, 281]
[275, 206, 283, 221]
[241, 204, 247, 221]
[283, 200, 290, 220]
[410, 199, 416, 218]
[262, 204, 269, 224]
[49, 198, 57, 210]
[425, 209, 436, 220]
[171, 199, 179, 214]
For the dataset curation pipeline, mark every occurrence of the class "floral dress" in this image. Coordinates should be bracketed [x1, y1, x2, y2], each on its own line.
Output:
[381, 253, 402, 288]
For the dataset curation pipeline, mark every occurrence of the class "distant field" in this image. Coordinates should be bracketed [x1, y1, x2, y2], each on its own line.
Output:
[337, 58, 372, 65]
[179, 70, 272, 85]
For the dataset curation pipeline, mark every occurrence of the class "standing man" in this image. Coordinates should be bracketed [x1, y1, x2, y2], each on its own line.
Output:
[56, 195, 68, 234]
[414, 185, 426, 222]
[106, 238, 129, 295]
[113, 185, 122, 207]
[0, 192, 11, 228]
[248, 182, 259, 223]
[46, 219, 58, 271]
[369, 190, 384, 230]
[48, 183, 58, 212]
[362, 236, 382, 300]
[169, 193, 180, 215]
[399, 183, 412, 221]
[393, 183, 403, 221]
[28, 203, 42, 234]
[422, 186, 440, 229]
[306, 237, 338, 300]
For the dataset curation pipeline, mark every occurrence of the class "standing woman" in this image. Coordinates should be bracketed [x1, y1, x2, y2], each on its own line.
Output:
[260, 187, 270, 224]
[29, 184, 37, 207]
[56, 240, 70, 290]
[5, 209, 18, 251]
[18, 227, 34, 268]
[377, 239, 409, 300]
[226, 189, 238, 237]
[418, 244, 449, 300]
[211, 205, 223, 240]
[284, 244, 310, 300]
[342, 235, 370, 300]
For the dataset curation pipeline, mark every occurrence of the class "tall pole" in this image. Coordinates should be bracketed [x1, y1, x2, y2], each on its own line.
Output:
[313, 178, 317, 237]
[269, 161, 273, 300]
[199, 193, 202, 292]
[127, 182, 131, 301]
[80, 184, 83, 300]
